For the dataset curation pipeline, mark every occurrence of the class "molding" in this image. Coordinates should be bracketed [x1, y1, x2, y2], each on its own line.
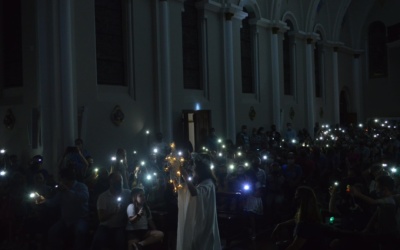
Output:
[196, 0, 222, 13]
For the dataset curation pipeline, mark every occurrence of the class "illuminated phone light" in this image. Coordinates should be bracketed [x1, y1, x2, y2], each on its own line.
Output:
[319, 137, 323, 140]
[176, 171, 181, 175]
[326, 144, 329, 148]
[222, 145, 226, 149]
[237, 152, 242, 156]
[263, 155, 267, 160]
[117, 197, 122, 202]
[153, 172, 157, 176]
[385, 120, 388, 124]
[218, 139, 222, 143]
[382, 163, 387, 167]
[141, 161, 145, 166]
[229, 164, 235, 170]
[358, 123, 363, 128]
[133, 151, 137, 154]
[244, 162, 249, 167]
[178, 151, 182, 156]
[146, 130, 150, 135]
[243, 184, 250, 191]
[120, 160, 123, 163]
[218, 153, 223, 157]
[391, 167, 397, 173]
[29, 192, 37, 198]
[334, 182, 339, 186]
[169, 179, 173, 183]
[374, 119, 379, 123]
[0, 170, 6, 176]
[153, 148, 158, 154]
[55, 185, 58, 188]
[292, 139, 296, 144]
[94, 168, 99, 173]
[111, 156, 116, 161]
[210, 164, 214, 170]
[329, 216, 335, 224]
[0, 149, 5, 154]
[146, 175, 152, 180]
[188, 176, 192, 181]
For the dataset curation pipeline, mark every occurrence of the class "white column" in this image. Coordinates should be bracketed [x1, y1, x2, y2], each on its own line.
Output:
[305, 39, 315, 134]
[159, 0, 173, 141]
[224, 13, 236, 141]
[271, 28, 281, 131]
[353, 54, 362, 122]
[59, 0, 75, 146]
[332, 47, 340, 124]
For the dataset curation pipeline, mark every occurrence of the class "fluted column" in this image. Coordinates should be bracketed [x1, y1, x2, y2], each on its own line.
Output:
[224, 12, 236, 141]
[159, 0, 173, 141]
[332, 47, 340, 124]
[305, 38, 315, 134]
[59, 0, 75, 146]
[353, 54, 362, 122]
[271, 27, 281, 131]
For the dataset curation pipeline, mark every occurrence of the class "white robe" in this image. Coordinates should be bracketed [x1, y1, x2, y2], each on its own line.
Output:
[177, 179, 221, 250]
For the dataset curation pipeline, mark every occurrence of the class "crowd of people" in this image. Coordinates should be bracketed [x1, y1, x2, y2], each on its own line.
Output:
[1, 119, 400, 250]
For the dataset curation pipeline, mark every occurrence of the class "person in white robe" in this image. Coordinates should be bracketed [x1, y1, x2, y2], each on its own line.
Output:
[177, 154, 221, 250]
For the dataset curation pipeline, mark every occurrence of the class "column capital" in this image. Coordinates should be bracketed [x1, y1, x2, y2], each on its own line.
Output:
[225, 12, 234, 21]
[272, 27, 280, 34]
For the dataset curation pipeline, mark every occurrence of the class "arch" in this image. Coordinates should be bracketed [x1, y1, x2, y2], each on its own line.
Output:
[271, 0, 283, 21]
[237, 0, 261, 20]
[313, 23, 327, 41]
[305, 0, 321, 33]
[332, 0, 352, 41]
[281, 11, 300, 31]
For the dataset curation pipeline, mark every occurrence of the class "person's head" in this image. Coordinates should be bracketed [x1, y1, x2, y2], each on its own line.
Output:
[375, 175, 395, 197]
[270, 162, 281, 174]
[271, 124, 277, 132]
[59, 167, 76, 187]
[109, 173, 123, 194]
[193, 154, 216, 185]
[257, 127, 265, 135]
[287, 123, 292, 129]
[131, 187, 146, 205]
[287, 152, 295, 165]
[294, 186, 321, 223]
[116, 148, 127, 161]
[241, 125, 247, 133]
[75, 138, 83, 149]
[30, 155, 43, 170]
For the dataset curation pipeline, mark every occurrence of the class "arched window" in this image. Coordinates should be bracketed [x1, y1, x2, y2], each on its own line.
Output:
[368, 21, 387, 78]
[95, 0, 126, 86]
[182, 0, 201, 89]
[314, 32, 323, 98]
[241, 8, 254, 93]
[283, 20, 294, 95]
[1, 0, 23, 88]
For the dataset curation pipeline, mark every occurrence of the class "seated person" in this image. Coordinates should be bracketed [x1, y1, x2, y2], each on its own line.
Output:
[127, 187, 164, 250]
[91, 173, 131, 250]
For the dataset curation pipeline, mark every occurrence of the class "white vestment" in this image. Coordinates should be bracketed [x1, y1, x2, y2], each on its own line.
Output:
[177, 179, 221, 250]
